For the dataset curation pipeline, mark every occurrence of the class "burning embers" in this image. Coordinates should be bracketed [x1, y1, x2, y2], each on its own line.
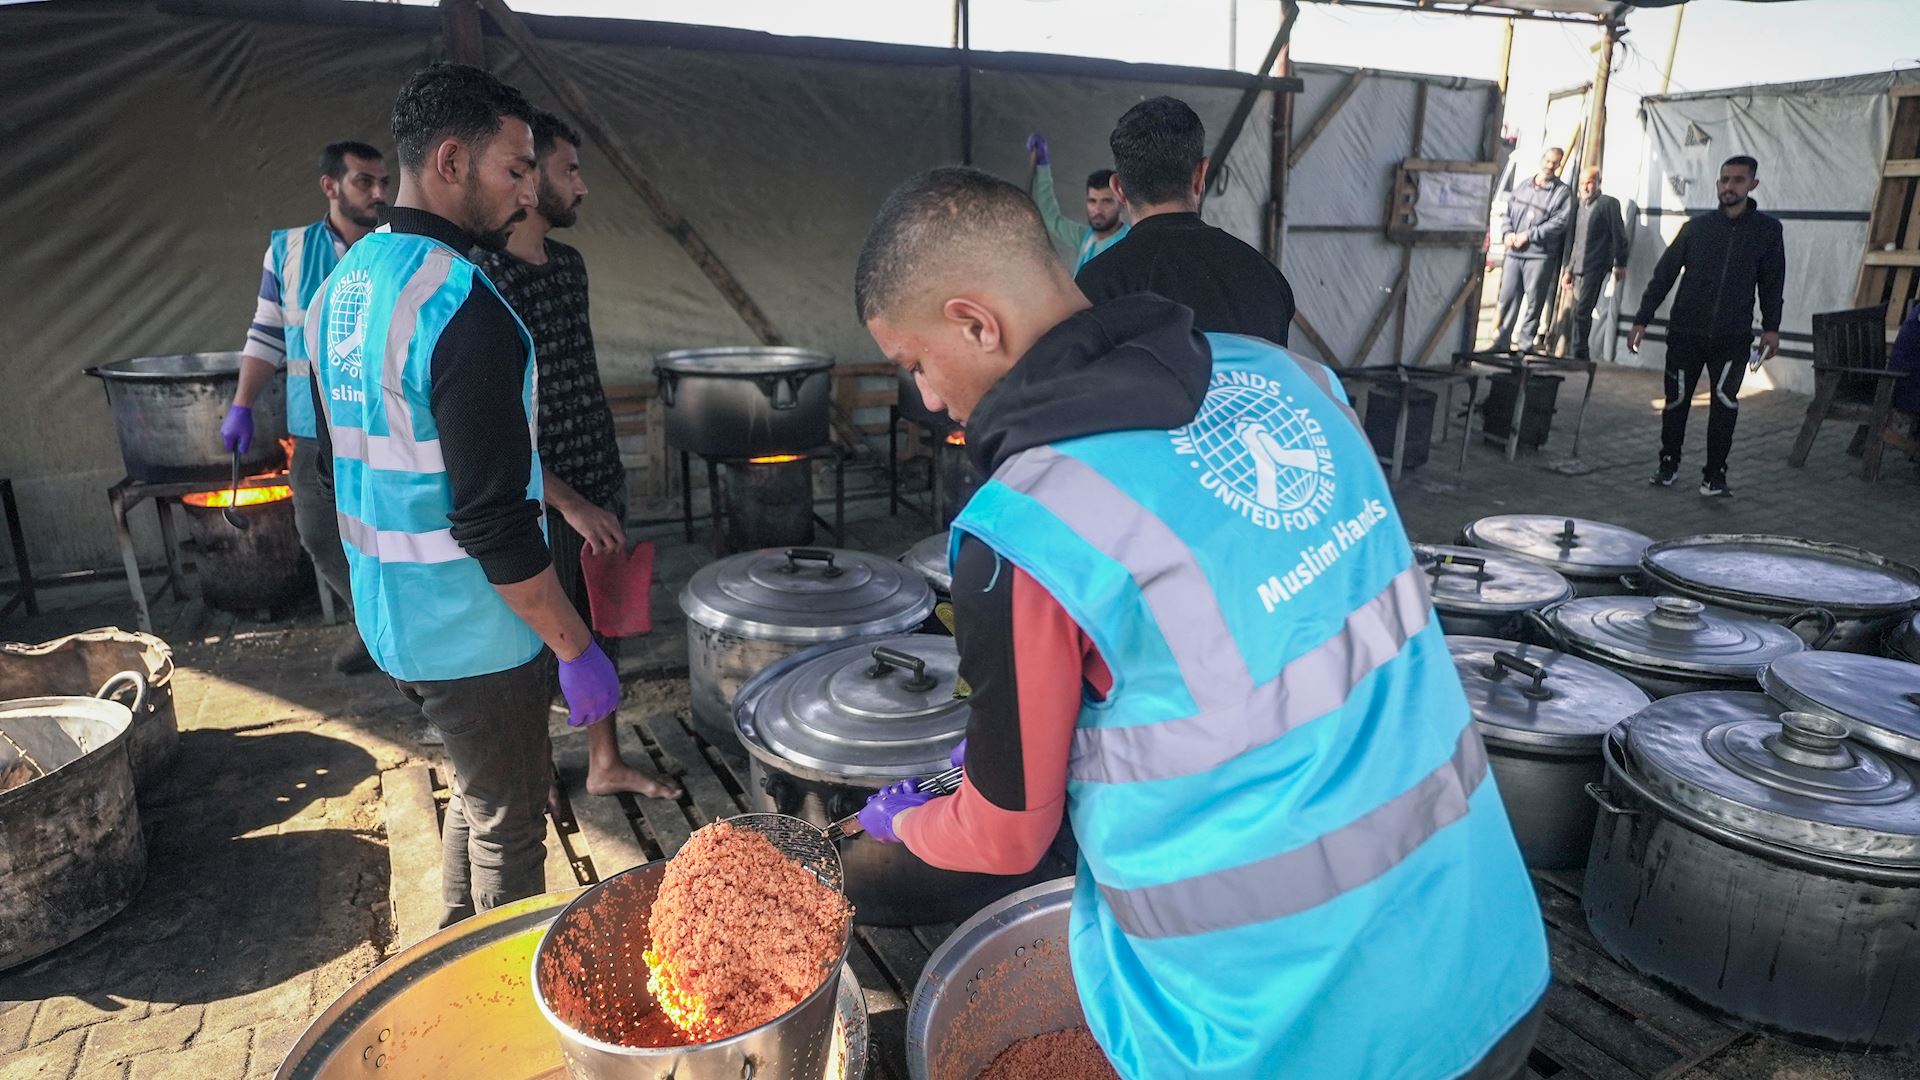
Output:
[641, 821, 852, 1043]
[180, 485, 292, 509]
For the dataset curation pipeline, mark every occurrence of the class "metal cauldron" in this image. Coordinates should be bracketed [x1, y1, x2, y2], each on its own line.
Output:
[533, 858, 852, 1080]
[87, 352, 288, 483]
[277, 888, 869, 1080]
[0, 672, 149, 972]
[1418, 544, 1574, 639]
[1462, 514, 1652, 597]
[1639, 534, 1920, 653]
[655, 348, 834, 458]
[179, 485, 308, 613]
[0, 627, 176, 791]
[1536, 595, 1823, 699]
[905, 878, 1084, 1080]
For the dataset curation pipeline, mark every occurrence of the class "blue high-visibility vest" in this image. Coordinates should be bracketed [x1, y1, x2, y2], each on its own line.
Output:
[272, 218, 346, 439]
[951, 333, 1549, 1079]
[1075, 221, 1129, 274]
[308, 228, 545, 683]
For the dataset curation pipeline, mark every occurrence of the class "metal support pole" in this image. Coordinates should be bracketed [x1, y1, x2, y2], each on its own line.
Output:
[1660, 6, 1685, 96]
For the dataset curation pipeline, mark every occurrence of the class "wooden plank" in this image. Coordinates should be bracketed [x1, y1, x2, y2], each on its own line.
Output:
[1532, 1014, 1644, 1080]
[848, 933, 910, 1080]
[439, 0, 484, 65]
[541, 797, 578, 889]
[1292, 307, 1343, 368]
[551, 723, 658, 879]
[381, 765, 444, 948]
[1405, 157, 1501, 174]
[857, 925, 934, 999]
[642, 711, 743, 824]
[1289, 68, 1369, 168]
[644, 395, 669, 499]
[1543, 983, 1681, 1078]
[1543, 927, 1733, 1052]
[1412, 272, 1483, 368]
[1352, 264, 1412, 366]
[1884, 158, 1920, 178]
[1200, 3, 1299, 202]
[1864, 250, 1920, 267]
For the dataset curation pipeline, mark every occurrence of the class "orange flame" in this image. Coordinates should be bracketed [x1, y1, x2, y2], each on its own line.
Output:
[945, 430, 967, 446]
[183, 486, 293, 508]
[643, 947, 716, 1040]
[748, 453, 806, 464]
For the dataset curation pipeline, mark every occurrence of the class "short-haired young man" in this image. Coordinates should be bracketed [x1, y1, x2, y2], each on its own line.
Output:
[1073, 96, 1295, 347]
[1629, 154, 1786, 497]
[223, 141, 389, 673]
[1023, 132, 1128, 273]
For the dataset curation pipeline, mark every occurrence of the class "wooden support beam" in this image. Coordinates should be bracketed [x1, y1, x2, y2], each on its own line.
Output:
[1415, 272, 1483, 369]
[1265, 22, 1295, 263]
[1203, 0, 1299, 207]
[1865, 250, 1920, 268]
[1882, 159, 1920, 178]
[1354, 267, 1412, 367]
[1289, 68, 1368, 168]
[439, 0, 484, 65]
[1396, 84, 1428, 365]
[1291, 308, 1342, 369]
[475, 0, 785, 346]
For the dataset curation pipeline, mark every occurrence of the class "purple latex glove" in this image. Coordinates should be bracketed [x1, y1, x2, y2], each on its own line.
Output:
[557, 640, 620, 728]
[220, 404, 254, 454]
[949, 738, 967, 769]
[858, 779, 934, 844]
[1025, 132, 1049, 166]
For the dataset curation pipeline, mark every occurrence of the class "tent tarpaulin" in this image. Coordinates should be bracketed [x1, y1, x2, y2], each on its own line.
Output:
[0, 0, 1494, 573]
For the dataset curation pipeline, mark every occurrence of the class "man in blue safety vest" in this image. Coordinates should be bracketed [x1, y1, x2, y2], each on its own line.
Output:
[308, 64, 621, 927]
[223, 141, 389, 674]
[853, 167, 1549, 1079]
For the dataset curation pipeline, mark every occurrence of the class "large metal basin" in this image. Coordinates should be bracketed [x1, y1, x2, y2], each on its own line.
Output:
[655, 348, 833, 458]
[0, 627, 176, 791]
[87, 352, 288, 482]
[277, 888, 868, 1080]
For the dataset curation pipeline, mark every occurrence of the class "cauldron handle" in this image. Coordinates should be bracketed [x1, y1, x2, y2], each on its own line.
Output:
[1521, 609, 1571, 653]
[1783, 607, 1838, 651]
[1585, 783, 1638, 817]
[95, 670, 149, 720]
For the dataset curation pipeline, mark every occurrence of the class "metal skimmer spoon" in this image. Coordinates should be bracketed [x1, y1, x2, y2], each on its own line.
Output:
[223, 452, 250, 531]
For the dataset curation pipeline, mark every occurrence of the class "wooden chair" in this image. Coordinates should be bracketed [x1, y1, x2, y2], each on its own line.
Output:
[1788, 305, 1908, 480]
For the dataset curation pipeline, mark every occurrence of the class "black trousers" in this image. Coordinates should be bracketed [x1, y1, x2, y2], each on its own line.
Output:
[1660, 332, 1750, 483]
[1567, 271, 1608, 360]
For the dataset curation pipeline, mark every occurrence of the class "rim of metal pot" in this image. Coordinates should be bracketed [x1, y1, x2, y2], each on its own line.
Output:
[1594, 731, 1920, 884]
[1447, 636, 1648, 752]
[530, 858, 854, 1060]
[86, 352, 249, 381]
[905, 876, 1078, 1080]
[1616, 693, 1920, 864]
[1892, 612, 1920, 663]
[275, 888, 587, 1080]
[654, 346, 835, 374]
[1417, 544, 1575, 616]
[1462, 514, 1653, 579]
[0, 684, 142, 809]
[680, 547, 936, 643]
[1, 627, 176, 697]
[1760, 652, 1920, 763]
[1640, 533, 1920, 617]
[1544, 595, 1811, 680]
[901, 532, 954, 595]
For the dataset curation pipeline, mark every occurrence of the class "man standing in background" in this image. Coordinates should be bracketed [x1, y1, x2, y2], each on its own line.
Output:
[1024, 132, 1128, 273]
[1560, 166, 1629, 361]
[222, 141, 388, 674]
[1489, 147, 1573, 354]
[476, 109, 681, 802]
[1629, 155, 1785, 498]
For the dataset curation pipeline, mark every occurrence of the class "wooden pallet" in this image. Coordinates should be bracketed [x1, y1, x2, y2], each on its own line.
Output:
[1857, 83, 1920, 333]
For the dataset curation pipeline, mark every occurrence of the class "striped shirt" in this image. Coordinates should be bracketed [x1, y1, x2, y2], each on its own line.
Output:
[241, 218, 347, 367]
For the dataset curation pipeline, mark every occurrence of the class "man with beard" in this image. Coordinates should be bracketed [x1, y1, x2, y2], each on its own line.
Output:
[223, 141, 388, 673]
[1630, 155, 1785, 497]
[309, 64, 621, 925]
[475, 110, 681, 803]
[1023, 132, 1129, 273]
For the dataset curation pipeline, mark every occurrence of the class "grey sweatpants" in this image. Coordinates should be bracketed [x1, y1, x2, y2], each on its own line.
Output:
[1490, 256, 1555, 352]
[391, 654, 551, 927]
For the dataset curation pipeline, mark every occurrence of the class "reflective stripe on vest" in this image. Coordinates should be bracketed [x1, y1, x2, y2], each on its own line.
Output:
[275, 219, 344, 438]
[334, 511, 465, 565]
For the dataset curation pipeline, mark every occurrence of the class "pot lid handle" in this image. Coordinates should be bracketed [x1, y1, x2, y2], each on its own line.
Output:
[778, 547, 844, 579]
[1764, 711, 1856, 771]
[1486, 650, 1553, 701]
[1646, 595, 1708, 632]
[866, 646, 939, 693]
[1782, 606, 1839, 651]
[1423, 552, 1489, 578]
[1555, 519, 1581, 550]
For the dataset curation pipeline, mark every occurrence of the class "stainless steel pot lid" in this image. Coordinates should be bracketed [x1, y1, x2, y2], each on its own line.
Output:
[1417, 545, 1574, 616]
[900, 532, 952, 595]
[680, 547, 934, 643]
[739, 634, 966, 777]
[1640, 534, 1920, 615]
[1549, 596, 1804, 679]
[1761, 652, 1920, 762]
[654, 346, 834, 375]
[1621, 692, 1920, 863]
[1462, 514, 1652, 580]
[1447, 636, 1649, 751]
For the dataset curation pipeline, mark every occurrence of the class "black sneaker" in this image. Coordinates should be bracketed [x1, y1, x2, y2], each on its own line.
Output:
[1649, 465, 1678, 487]
[1700, 478, 1733, 498]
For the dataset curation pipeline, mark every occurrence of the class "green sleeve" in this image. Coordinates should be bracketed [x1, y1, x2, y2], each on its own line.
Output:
[1032, 164, 1089, 256]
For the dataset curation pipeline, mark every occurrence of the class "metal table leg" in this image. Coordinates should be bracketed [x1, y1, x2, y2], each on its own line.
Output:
[1390, 384, 1411, 484]
[109, 486, 153, 633]
[1571, 362, 1598, 456]
[1505, 365, 1527, 461]
[834, 447, 846, 544]
[0, 479, 36, 618]
[679, 451, 693, 543]
[1458, 375, 1478, 472]
[888, 406, 899, 517]
[154, 498, 187, 601]
[706, 459, 722, 554]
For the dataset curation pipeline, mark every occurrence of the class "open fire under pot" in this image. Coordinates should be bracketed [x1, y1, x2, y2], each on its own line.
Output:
[717, 454, 816, 553]
[934, 431, 984, 528]
[0, 672, 148, 972]
[531, 859, 858, 1080]
[87, 352, 288, 483]
[178, 480, 309, 614]
[682, 547, 934, 752]
[1584, 693, 1920, 1048]
[0, 627, 176, 792]
[1462, 514, 1652, 598]
[736, 634, 1055, 926]
[276, 887, 868, 1080]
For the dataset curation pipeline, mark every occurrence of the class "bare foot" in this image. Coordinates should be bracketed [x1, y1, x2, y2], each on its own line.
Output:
[586, 760, 683, 801]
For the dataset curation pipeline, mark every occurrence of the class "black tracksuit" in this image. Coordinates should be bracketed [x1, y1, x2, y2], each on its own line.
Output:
[1073, 212, 1295, 347]
[1633, 198, 1787, 484]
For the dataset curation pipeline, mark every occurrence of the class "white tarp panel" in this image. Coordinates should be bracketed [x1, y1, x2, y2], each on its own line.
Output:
[1619, 70, 1917, 396]
[0, 2, 1492, 573]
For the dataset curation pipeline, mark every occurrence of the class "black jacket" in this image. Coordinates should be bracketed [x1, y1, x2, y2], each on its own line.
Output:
[1073, 212, 1294, 347]
[1634, 199, 1786, 336]
[1565, 193, 1629, 275]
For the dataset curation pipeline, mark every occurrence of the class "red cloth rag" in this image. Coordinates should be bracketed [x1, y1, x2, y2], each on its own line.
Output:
[580, 540, 654, 637]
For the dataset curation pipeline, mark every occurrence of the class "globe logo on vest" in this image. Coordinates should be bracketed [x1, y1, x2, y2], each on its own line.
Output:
[326, 270, 371, 382]
[1171, 370, 1336, 532]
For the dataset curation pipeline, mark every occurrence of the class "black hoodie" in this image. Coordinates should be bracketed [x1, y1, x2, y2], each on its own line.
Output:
[964, 294, 1213, 478]
[1633, 198, 1786, 338]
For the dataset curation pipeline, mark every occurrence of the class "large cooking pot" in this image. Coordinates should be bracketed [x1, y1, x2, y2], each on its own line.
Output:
[900, 532, 952, 597]
[179, 486, 308, 612]
[0, 672, 148, 971]
[1447, 636, 1649, 869]
[1461, 514, 1652, 597]
[736, 634, 1047, 926]
[87, 352, 288, 482]
[1537, 595, 1824, 699]
[1418, 544, 1574, 639]
[681, 547, 934, 751]
[1639, 534, 1920, 653]
[0, 627, 176, 791]
[654, 348, 834, 458]
[532, 858, 852, 1080]
[1761, 651, 1920, 763]
[277, 887, 869, 1080]
[905, 877, 1085, 1080]
[1584, 694, 1920, 1047]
